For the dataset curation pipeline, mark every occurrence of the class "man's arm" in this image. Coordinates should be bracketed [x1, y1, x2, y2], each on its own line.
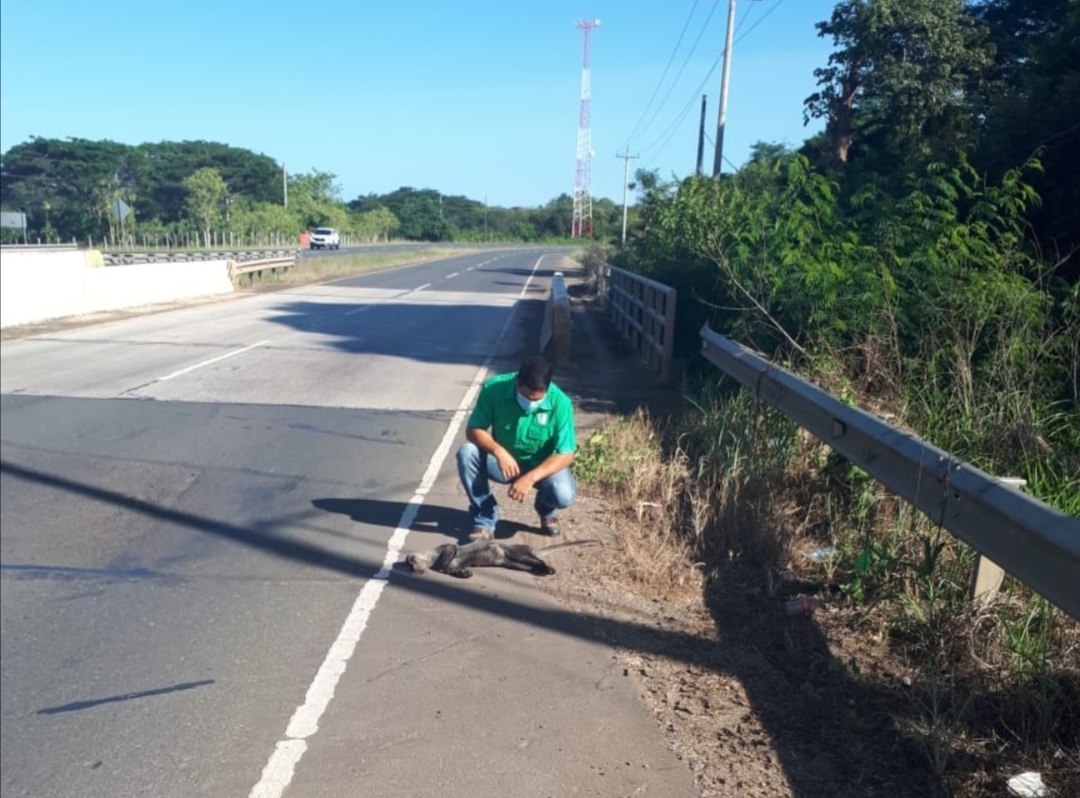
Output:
[507, 451, 575, 502]
[465, 426, 521, 480]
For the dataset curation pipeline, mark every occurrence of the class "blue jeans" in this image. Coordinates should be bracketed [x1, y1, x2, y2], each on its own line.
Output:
[456, 442, 576, 531]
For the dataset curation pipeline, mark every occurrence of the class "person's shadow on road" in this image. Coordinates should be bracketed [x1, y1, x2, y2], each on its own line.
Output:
[313, 498, 546, 544]
[313, 497, 460, 538]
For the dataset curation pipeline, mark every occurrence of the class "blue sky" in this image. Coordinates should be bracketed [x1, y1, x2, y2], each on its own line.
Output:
[0, 1, 835, 209]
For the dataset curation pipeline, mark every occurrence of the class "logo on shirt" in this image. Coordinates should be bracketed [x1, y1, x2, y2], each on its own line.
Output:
[538, 412, 548, 426]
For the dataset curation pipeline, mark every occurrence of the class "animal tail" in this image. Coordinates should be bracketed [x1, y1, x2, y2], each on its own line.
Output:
[535, 539, 602, 558]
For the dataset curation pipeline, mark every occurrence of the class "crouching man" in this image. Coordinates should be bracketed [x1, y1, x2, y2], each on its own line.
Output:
[457, 356, 577, 540]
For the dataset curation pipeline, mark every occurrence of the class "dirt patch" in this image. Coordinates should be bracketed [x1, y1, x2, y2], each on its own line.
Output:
[515, 490, 929, 798]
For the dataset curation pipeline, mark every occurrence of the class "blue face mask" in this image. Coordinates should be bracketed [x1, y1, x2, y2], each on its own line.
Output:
[516, 390, 545, 412]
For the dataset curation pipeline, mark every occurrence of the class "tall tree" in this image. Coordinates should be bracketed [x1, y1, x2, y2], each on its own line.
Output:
[534, 194, 574, 238]
[183, 167, 228, 247]
[357, 206, 400, 242]
[229, 199, 300, 244]
[805, 0, 995, 168]
[288, 170, 346, 230]
[396, 193, 452, 241]
[137, 140, 281, 223]
[972, 0, 1080, 271]
[0, 137, 141, 241]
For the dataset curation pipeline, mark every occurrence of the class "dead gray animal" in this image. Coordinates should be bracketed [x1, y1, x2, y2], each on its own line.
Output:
[405, 539, 600, 579]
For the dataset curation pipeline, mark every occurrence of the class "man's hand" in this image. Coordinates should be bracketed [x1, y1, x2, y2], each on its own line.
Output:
[507, 452, 574, 503]
[508, 473, 536, 502]
[467, 427, 520, 481]
[495, 448, 521, 481]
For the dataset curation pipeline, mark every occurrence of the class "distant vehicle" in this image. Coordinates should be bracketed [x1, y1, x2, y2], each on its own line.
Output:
[309, 227, 341, 250]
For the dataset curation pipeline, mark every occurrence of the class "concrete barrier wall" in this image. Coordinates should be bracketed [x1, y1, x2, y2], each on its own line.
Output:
[540, 271, 571, 366]
[0, 249, 235, 328]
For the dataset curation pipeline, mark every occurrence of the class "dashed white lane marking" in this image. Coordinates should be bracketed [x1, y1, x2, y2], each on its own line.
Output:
[446, 272, 459, 279]
[158, 340, 270, 382]
[247, 253, 549, 798]
[414, 282, 431, 292]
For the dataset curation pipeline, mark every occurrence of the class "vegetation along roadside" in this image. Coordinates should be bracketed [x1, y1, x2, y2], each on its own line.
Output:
[571, 1, 1079, 795]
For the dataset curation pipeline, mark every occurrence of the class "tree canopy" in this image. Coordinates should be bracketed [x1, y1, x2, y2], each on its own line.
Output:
[802, 0, 1078, 269]
[1, 138, 612, 245]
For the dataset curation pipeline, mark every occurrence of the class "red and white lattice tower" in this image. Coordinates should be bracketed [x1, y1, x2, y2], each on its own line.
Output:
[572, 19, 599, 238]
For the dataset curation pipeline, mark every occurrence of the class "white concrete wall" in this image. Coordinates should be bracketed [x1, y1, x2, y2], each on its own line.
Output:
[0, 249, 235, 328]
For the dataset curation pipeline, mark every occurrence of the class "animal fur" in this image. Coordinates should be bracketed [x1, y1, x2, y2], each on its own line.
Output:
[405, 539, 600, 579]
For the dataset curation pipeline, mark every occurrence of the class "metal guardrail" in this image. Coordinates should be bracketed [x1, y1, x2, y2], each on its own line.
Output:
[102, 249, 297, 266]
[228, 255, 296, 281]
[598, 262, 676, 381]
[699, 324, 1080, 620]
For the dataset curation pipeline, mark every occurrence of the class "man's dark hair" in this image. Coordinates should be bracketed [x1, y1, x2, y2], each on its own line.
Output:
[516, 356, 553, 392]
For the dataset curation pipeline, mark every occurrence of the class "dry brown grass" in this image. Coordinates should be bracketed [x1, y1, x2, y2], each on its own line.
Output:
[574, 410, 704, 601]
[572, 398, 796, 603]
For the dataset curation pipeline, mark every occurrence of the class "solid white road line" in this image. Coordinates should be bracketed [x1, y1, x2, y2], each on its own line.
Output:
[157, 341, 270, 382]
[413, 282, 431, 292]
[247, 254, 549, 798]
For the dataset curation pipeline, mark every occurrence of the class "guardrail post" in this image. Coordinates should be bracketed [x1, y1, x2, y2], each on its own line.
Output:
[661, 285, 676, 381]
[971, 477, 1025, 604]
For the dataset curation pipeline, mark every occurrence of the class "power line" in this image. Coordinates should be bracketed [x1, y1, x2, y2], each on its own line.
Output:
[704, 129, 740, 172]
[733, 0, 786, 46]
[1034, 122, 1080, 147]
[639, 50, 725, 159]
[640, 0, 777, 165]
[732, 0, 761, 38]
[631, 1, 722, 145]
[625, 0, 701, 146]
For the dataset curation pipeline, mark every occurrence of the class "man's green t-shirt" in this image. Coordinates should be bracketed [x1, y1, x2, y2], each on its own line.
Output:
[467, 372, 576, 470]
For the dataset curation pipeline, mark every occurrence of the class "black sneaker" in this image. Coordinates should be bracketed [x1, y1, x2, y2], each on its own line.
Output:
[540, 516, 561, 537]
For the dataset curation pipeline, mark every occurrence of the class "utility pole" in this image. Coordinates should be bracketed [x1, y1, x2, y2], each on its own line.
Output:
[283, 163, 288, 208]
[617, 147, 639, 245]
[712, 0, 738, 178]
[696, 94, 708, 176]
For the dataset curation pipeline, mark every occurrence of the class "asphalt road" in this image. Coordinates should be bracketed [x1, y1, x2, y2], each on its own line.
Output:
[0, 248, 696, 798]
[298, 240, 522, 261]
